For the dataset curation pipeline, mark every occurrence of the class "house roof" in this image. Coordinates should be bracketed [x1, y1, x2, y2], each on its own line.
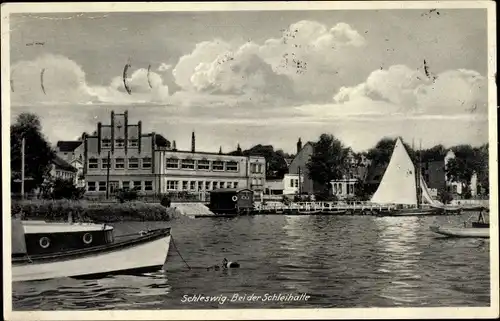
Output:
[52, 156, 77, 172]
[56, 141, 82, 152]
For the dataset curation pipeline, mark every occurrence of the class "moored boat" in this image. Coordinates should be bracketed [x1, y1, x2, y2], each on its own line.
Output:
[11, 218, 171, 282]
[430, 210, 490, 238]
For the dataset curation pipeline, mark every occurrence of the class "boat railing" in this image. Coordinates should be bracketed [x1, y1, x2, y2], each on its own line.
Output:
[254, 201, 396, 213]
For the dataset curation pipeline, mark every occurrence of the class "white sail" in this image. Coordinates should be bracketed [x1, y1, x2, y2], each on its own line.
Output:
[420, 175, 443, 206]
[370, 138, 417, 205]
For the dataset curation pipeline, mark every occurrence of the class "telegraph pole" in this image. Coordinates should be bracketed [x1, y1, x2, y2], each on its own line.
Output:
[298, 166, 302, 196]
[21, 137, 25, 200]
[106, 150, 111, 199]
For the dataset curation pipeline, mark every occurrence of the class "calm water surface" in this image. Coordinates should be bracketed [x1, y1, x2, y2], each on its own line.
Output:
[12, 213, 490, 310]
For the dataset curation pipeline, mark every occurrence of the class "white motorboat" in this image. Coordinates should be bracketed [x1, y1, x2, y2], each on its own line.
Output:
[11, 218, 171, 282]
[429, 225, 489, 238]
[430, 210, 490, 238]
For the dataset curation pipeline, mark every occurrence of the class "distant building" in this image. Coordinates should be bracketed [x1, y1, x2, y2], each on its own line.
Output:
[56, 141, 84, 162]
[83, 111, 159, 196]
[264, 173, 303, 198]
[55, 140, 85, 187]
[331, 178, 358, 199]
[288, 138, 315, 195]
[155, 146, 266, 201]
[50, 156, 77, 182]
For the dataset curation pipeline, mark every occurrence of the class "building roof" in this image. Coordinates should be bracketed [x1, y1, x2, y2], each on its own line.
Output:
[56, 141, 82, 152]
[52, 156, 77, 172]
[209, 188, 253, 194]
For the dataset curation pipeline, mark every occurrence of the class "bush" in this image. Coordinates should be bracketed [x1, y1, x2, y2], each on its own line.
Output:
[160, 194, 171, 208]
[116, 188, 139, 203]
[42, 178, 85, 200]
[12, 199, 174, 222]
[438, 188, 453, 204]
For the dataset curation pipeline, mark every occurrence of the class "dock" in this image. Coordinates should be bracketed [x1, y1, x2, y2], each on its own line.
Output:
[253, 201, 397, 215]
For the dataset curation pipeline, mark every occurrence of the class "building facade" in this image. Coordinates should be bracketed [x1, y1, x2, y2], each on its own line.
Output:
[83, 111, 158, 196]
[331, 178, 358, 200]
[154, 148, 266, 200]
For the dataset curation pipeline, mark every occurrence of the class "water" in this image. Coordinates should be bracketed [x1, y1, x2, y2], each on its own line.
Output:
[12, 212, 490, 310]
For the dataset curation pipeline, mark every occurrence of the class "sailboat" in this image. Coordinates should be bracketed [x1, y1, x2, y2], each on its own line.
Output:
[370, 137, 444, 216]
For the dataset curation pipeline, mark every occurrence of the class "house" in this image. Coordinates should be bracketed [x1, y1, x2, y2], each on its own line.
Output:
[50, 156, 77, 181]
[288, 138, 316, 195]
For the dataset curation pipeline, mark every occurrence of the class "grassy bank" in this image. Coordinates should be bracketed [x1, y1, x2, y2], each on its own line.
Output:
[11, 199, 175, 222]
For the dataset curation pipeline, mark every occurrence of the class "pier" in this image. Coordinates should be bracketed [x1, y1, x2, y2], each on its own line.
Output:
[253, 201, 397, 215]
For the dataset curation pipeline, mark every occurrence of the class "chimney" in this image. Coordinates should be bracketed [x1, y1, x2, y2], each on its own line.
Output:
[297, 138, 302, 154]
[173, 140, 177, 151]
[237, 143, 242, 153]
[191, 131, 195, 153]
[219, 146, 222, 155]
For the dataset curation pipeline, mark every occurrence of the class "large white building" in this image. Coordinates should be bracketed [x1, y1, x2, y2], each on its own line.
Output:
[154, 149, 266, 201]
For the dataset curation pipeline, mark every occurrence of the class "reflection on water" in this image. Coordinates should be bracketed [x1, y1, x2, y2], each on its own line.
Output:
[375, 217, 426, 305]
[12, 213, 490, 310]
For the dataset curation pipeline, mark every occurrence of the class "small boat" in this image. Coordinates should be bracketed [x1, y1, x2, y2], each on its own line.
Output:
[430, 210, 490, 238]
[11, 217, 171, 282]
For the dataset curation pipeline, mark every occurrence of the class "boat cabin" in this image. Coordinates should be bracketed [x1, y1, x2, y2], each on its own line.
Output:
[209, 188, 254, 214]
[12, 218, 115, 257]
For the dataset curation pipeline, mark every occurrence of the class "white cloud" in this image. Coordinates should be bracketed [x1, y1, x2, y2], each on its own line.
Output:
[333, 65, 488, 115]
[11, 54, 98, 105]
[158, 63, 172, 72]
[171, 20, 367, 104]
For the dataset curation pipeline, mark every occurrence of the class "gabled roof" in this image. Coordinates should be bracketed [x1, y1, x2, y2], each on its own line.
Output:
[56, 141, 82, 152]
[52, 156, 77, 172]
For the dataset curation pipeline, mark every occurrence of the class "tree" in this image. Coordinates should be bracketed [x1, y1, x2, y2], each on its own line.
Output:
[367, 137, 416, 166]
[11, 113, 55, 193]
[475, 144, 489, 196]
[306, 134, 349, 199]
[446, 145, 477, 198]
[420, 144, 447, 163]
[46, 178, 85, 200]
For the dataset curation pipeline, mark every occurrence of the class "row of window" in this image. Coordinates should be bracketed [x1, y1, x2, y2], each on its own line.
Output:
[165, 180, 240, 191]
[289, 179, 299, 188]
[101, 138, 139, 149]
[250, 163, 264, 174]
[88, 157, 152, 170]
[166, 158, 238, 171]
[87, 180, 153, 192]
[333, 183, 355, 195]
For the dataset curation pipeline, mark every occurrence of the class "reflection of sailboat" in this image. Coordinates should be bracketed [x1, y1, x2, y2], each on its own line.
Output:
[370, 138, 443, 216]
[375, 216, 425, 304]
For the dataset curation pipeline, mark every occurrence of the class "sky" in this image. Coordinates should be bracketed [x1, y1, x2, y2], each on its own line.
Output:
[7, 8, 491, 154]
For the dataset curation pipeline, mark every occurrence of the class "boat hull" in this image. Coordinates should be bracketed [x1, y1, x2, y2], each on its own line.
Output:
[430, 226, 489, 238]
[12, 229, 171, 282]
